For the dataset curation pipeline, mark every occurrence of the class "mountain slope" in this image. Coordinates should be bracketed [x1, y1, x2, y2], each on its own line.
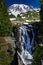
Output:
[8, 4, 40, 17]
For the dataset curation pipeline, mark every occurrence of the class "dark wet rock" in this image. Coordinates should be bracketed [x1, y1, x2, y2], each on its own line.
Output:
[10, 46, 18, 65]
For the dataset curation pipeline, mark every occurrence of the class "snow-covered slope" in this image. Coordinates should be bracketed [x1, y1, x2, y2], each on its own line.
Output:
[8, 4, 40, 17]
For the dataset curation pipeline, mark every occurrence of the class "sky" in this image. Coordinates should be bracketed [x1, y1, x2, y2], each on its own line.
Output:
[4, 0, 40, 8]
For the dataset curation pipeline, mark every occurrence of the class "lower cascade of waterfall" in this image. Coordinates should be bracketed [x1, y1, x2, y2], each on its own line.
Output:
[18, 24, 35, 65]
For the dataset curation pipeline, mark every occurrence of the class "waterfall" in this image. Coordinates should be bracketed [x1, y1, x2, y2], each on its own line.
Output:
[18, 24, 35, 65]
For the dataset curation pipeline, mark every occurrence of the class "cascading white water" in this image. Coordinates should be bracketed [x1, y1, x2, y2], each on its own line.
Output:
[18, 24, 35, 65]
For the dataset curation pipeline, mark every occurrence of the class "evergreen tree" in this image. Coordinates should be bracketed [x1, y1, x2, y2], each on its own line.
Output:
[0, 0, 12, 36]
[40, 0, 43, 22]
[32, 1, 43, 65]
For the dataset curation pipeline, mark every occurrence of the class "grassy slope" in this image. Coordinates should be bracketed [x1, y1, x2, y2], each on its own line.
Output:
[9, 10, 40, 22]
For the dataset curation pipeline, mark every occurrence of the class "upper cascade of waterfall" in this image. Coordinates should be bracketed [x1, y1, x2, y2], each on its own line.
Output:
[19, 24, 34, 53]
[18, 24, 35, 65]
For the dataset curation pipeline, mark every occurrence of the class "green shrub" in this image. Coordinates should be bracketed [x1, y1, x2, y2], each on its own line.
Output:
[32, 44, 43, 65]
